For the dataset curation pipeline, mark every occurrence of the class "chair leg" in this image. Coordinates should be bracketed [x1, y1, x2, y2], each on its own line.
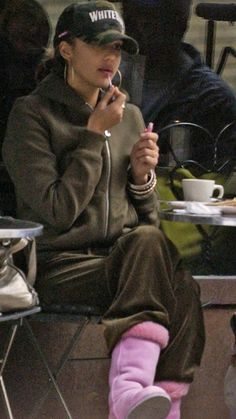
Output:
[0, 324, 18, 419]
[53, 318, 90, 379]
[24, 317, 90, 419]
[0, 376, 14, 419]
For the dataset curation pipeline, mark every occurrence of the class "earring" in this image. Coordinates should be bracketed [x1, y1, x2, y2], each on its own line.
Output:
[118, 69, 122, 88]
[71, 66, 75, 83]
[100, 69, 122, 94]
[115, 69, 122, 88]
[64, 63, 67, 82]
[64, 64, 75, 84]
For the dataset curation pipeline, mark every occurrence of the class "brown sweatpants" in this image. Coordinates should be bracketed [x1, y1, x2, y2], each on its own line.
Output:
[36, 225, 205, 383]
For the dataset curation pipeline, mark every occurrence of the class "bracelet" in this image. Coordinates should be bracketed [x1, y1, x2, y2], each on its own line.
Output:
[128, 169, 156, 190]
[127, 170, 157, 197]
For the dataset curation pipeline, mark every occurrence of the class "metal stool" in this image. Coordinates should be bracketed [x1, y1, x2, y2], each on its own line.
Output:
[0, 304, 102, 419]
[0, 306, 41, 419]
[26, 303, 103, 419]
[195, 2, 236, 73]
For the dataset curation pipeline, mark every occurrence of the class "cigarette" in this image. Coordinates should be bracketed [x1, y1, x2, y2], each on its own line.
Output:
[147, 122, 154, 132]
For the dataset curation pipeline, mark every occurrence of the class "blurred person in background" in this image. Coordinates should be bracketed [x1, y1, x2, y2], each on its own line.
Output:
[0, 0, 51, 154]
[119, 0, 236, 276]
[120, 0, 236, 164]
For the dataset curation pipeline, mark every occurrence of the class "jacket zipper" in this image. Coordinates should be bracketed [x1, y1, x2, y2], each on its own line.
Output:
[104, 137, 111, 238]
[86, 102, 111, 238]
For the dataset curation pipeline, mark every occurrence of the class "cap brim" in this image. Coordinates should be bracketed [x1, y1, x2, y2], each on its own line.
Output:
[94, 30, 139, 55]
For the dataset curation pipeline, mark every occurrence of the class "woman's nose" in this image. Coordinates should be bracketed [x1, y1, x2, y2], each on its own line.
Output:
[103, 45, 121, 59]
[104, 52, 118, 61]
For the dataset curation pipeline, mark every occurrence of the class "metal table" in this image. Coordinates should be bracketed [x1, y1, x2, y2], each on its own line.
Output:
[159, 209, 236, 227]
[160, 204, 236, 413]
[0, 216, 43, 239]
[159, 204, 236, 273]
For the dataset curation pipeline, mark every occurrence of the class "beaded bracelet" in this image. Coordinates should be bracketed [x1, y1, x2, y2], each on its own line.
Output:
[127, 169, 157, 198]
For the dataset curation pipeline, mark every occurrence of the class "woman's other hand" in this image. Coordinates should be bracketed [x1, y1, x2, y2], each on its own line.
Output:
[130, 129, 159, 185]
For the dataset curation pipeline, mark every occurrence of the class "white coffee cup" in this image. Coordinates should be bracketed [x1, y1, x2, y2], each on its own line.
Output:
[182, 179, 224, 202]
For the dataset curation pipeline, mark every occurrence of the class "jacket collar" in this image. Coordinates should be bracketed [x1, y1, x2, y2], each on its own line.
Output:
[33, 72, 89, 111]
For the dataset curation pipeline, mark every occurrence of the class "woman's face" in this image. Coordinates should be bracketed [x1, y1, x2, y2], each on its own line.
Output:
[63, 38, 122, 91]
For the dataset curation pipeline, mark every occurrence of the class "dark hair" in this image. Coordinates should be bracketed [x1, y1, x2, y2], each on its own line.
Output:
[121, 0, 192, 60]
[36, 33, 76, 81]
[122, 0, 192, 41]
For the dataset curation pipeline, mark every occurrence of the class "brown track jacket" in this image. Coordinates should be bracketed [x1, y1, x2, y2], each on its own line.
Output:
[3, 72, 159, 253]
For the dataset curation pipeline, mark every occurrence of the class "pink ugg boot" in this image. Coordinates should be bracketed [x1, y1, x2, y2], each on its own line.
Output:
[165, 400, 181, 419]
[155, 381, 190, 419]
[108, 322, 171, 419]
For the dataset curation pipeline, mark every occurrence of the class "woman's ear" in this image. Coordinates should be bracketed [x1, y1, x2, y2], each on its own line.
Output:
[59, 41, 72, 61]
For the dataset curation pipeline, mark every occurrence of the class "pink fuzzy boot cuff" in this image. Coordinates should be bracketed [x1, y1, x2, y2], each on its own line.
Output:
[122, 321, 169, 349]
[155, 381, 190, 401]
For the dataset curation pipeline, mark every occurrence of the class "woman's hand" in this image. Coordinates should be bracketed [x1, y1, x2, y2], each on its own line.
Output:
[87, 87, 126, 135]
[130, 129, 159, 185]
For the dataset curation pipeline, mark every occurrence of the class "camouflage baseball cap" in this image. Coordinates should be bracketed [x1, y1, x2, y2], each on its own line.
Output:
[53, 1, 139, 55]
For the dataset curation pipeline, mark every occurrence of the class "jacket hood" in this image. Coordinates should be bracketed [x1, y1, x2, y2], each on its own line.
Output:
[33, 72, 88, 110]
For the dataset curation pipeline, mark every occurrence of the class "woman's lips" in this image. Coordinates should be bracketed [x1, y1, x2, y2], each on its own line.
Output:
[99, 69, 113, 78]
